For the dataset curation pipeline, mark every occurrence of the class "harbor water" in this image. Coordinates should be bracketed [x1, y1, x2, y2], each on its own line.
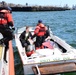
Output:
[12, 10, 76, 75]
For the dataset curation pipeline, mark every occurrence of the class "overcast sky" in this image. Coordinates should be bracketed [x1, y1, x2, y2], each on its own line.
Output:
[1, 0, 76, 7]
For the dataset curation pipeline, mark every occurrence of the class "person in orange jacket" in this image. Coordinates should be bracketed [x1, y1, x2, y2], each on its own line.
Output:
[0, 6, 15, 63]
[32, 20, 46, 50]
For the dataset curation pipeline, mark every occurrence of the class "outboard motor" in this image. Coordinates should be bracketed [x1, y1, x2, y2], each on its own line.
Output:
[0, 33, 4, 44]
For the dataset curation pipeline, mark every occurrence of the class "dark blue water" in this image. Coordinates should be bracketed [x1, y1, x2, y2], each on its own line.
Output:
[12, 10, 76, 75]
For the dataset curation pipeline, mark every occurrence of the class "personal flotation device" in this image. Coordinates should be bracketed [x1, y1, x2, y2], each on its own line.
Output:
[0, 10, 8, 25]
[35, 23, 46, 36]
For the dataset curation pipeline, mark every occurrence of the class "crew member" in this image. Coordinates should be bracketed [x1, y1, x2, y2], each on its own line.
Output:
[32, 20, 46, 50]
[0, 6, 14, 63]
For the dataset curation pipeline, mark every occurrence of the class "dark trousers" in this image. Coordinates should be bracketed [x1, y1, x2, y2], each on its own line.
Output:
[0, 27, 13, 62]
[4, 41, 9, 62]
[35, 36, 45, 47]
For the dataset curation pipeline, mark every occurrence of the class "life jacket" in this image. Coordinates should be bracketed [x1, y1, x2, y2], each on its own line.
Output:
[35, 23, 46, 36]
[0, 10, 8, 25]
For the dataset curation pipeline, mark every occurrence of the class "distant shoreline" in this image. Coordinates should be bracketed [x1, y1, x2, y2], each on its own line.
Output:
[0, 1, 71, 11]
[0, 6, 70, 11]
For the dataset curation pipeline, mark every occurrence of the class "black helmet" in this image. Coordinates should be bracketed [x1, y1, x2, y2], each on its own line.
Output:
[7, 6, 12, 13]
[38, 20, 42, 23]
[2, 6, 12, 13]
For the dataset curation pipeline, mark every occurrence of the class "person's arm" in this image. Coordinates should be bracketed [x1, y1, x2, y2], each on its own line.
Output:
[19, 31, 26, 47]
[45, 30, 51, 41]
[19, 31, 25, 41]
[31, 34, 36, 39]
[29, 32, 32, 38]
[6, 13, 14, 27]
[34, 26, 40, 34]
[28, 32, 34, 44]
[31, 26, 40, 39]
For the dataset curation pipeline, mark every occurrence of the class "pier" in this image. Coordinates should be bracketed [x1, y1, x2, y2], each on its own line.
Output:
[0, 1, 70, 12]
[11, 6, 70, 12]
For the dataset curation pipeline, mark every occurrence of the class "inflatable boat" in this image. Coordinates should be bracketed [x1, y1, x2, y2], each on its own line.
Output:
[0, 33, 15, 75]
[15, 26, 76, 75]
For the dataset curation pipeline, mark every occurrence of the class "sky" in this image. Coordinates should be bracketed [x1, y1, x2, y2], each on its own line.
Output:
[1, 0, 76, 7]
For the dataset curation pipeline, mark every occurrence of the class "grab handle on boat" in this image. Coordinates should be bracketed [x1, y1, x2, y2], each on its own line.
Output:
[35, 65, 41, 75]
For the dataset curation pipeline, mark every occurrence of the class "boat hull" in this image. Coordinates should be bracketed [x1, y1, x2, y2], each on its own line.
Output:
[15, 26, 76, 75]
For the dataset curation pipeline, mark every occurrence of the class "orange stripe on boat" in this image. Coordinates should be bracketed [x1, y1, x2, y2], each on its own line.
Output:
[9, 41, 15, 75]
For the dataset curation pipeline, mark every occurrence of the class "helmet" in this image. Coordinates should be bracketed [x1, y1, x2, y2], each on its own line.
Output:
[38, 20, 42, 23]
[7, 6, 12, 13]
[2, 6, 12, 13]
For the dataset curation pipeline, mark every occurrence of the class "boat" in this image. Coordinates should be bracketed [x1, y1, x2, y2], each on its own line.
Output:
[0, 33, 15, 75]
[15, 26, 76, 75]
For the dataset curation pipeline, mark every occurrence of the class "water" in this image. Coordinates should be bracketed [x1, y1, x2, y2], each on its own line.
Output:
[12, 10, 76, 75]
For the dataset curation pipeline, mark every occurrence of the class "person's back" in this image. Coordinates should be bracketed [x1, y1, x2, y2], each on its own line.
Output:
[33, 20, 46, 49]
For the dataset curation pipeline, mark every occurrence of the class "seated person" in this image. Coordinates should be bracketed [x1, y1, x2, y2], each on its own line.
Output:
[19, 26, 34, 56]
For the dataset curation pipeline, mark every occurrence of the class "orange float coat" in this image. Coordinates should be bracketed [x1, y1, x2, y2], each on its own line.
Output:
[0, 9, 14, 26]
[34, 23, 46, 36]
